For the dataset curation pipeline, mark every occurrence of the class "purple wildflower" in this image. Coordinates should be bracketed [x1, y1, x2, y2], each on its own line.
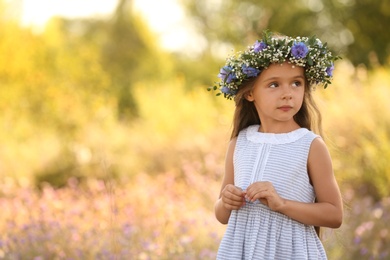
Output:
[221, 86, 234, 95]
[360, 248, 368, 255]
[242, 65, 260, 77]
[291, 42, 309, 59]
[253, 40, 267, 53]
[218, 66, 236, 83]
[326, 64, 334, 77]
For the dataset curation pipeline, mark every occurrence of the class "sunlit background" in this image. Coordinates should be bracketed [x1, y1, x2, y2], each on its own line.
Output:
[0, 0, 389, 259]
[20, 0, 201, 52]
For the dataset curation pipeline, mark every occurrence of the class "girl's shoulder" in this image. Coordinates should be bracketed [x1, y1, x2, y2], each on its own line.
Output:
[309, 135, 329, 154]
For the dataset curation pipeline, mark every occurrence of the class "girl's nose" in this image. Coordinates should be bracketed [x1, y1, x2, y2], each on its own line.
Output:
[282, 89, 293, 100]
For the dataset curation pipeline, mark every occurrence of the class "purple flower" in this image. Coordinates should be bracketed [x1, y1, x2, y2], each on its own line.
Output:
[242, 65, 260, 77]
[253, 40, 267, 53]
[218, 66, 236, 83]
[326, 64, 334, 77]
[291, 42, 309, 59]
[354, 236, 361, 245]
[360, 248, 368, 255]
[221, 86, 236, 95]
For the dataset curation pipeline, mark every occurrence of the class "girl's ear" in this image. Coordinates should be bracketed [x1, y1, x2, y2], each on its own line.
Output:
[245, 91, 254, 102]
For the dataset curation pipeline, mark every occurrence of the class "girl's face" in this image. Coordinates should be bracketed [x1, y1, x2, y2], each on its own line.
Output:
[246, 62, 305, 132]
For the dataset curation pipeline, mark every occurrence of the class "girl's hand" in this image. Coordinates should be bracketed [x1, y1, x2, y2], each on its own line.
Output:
[245, 181, 285, 211]
[221, 184, 246, 210]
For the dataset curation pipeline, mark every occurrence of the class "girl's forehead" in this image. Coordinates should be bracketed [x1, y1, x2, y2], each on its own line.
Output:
[261, 62, 305, 79]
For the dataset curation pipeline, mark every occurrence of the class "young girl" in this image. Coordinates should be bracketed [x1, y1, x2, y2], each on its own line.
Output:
[211, 31, 343, 259]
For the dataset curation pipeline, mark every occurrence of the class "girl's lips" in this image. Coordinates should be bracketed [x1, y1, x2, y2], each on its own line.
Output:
[278, 106, 292, 111]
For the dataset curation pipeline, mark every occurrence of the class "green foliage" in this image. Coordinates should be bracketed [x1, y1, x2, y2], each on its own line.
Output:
[325, 0, 390, 67]
[179, 0, 390, 67]
[100, 0, 174, 120]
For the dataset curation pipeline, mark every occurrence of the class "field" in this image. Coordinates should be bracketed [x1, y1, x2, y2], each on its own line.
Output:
[1, 61, 390, 259]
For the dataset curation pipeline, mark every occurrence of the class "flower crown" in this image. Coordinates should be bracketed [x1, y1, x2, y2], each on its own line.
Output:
[209, 31, 340, 100]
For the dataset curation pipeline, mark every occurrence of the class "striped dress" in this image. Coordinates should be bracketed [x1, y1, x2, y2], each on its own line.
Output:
[217, 125, 327, 260]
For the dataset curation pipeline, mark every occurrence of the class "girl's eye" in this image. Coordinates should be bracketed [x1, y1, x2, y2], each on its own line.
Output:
[269, 83, 278, 88]
[292, 81, 302, 87]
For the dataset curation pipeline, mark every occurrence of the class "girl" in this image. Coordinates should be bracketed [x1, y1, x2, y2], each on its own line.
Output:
[211, 31, 343, 259]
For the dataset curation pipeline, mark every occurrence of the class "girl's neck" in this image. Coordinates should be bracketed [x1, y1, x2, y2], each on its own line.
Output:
[258, 121, 301, 134]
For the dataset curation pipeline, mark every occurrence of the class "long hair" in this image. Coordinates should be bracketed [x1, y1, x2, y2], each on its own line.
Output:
[230, 77, 260, 139]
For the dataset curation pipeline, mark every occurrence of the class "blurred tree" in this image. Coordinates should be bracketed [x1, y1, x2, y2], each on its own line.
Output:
[325, 0, 390, 67]
[0, 0, 173, 129]
[180, 0, 316, 49]
[36, 0, 171, 121]
[102, 0, 171, 120]
[175, 0, 327, 89]
[179, 0, 390, 68]
[0, 0, 176, 184]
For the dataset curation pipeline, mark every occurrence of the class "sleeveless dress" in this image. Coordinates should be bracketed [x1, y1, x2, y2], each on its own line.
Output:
[217, 125, 327, 260]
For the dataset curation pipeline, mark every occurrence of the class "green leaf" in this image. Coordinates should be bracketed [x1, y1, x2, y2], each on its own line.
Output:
[307, 56, 313, 66]
[308, 36, 316, 45]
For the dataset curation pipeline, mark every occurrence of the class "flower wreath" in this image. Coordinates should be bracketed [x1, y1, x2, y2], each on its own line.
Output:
[209, 31, 341, 100]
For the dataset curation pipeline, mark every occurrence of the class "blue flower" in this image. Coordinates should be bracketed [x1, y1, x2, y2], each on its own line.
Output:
[291, 42, 309, 59]
[221, 86, 237, 96]
[253, 40, 267, 53]
[326, 64, 334, 77]
[218, 66, 236, 83]
[242, 65, 260, 77]
[221, 86, 231, 94]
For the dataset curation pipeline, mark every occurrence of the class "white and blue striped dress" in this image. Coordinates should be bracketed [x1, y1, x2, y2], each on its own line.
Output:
[217, 125, 327, 260]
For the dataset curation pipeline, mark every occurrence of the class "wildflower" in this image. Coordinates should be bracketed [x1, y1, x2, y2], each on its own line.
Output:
[326, 64, 335, 77]
[218, 66, 236, 83]
[291, 42, 309, 59]
[221, 86, 236, 95]
[242, 65, 260, 77]
[253, 40, 267, 53]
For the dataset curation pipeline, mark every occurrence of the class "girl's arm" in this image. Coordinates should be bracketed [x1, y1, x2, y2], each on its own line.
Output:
[245, 137, 343, 228]
[288, 137, 343, 227]
[214, 138, 246, 224]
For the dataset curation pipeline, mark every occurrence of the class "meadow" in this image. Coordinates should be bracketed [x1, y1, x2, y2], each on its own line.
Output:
[1, 61, 390, 259]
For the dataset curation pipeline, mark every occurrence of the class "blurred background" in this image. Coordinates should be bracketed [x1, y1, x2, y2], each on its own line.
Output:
[0, 0, 389, 259]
